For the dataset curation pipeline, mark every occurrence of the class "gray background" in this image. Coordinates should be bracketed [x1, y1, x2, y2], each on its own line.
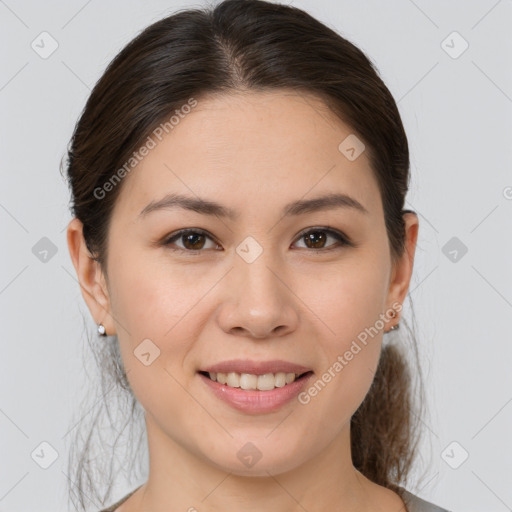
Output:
[1, 1, 511, 511]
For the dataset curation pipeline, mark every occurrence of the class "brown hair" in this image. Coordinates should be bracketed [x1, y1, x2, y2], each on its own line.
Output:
[64, 1, 427, 510]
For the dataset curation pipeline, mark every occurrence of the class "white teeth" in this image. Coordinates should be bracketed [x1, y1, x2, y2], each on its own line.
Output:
[257, 373, 275, 391]
[285, 372, 295, 384]
[226, 372, 240, 388]
[206, 371, 302, 390]
[240, 373, 258, 390]
[274, 372, 286, 388]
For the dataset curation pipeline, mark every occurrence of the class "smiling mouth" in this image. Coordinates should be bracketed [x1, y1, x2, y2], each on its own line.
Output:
[198, 370, 313, 391]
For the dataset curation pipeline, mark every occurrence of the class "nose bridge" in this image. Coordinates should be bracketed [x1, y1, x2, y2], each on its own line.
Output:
[235, 242, 285, 307]
[217, 239, 299, 338]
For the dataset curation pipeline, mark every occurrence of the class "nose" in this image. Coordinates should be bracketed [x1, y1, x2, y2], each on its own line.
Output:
[216, 253, 299, 339]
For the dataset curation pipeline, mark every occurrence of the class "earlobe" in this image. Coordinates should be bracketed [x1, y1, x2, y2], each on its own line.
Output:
[66, 218, 115, 335]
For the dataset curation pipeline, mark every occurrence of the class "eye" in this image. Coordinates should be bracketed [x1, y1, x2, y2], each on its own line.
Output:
[163, 229, 221, 252]
[162, 226, 352, 253]
[292, 227, 352, 251]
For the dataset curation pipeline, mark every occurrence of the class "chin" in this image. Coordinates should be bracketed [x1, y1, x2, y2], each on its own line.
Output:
[196, 435, 311, 477]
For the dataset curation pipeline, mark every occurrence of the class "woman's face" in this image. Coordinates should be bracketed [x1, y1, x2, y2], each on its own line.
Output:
[78, 91, 416, 475]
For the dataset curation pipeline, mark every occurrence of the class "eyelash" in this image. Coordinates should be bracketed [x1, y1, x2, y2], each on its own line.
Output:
[161, 227, 353, 254]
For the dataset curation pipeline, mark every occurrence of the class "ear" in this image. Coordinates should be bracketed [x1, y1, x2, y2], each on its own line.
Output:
[66, 217, 116, 336]
[385, 212, 419, 324]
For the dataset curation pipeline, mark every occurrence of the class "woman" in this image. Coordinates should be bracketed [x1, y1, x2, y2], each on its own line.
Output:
[65, 1, 451, 511]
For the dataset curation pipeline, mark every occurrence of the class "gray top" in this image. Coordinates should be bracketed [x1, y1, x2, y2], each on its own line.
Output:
[100, 485, 451, 512]
[400, 487, 452, 512]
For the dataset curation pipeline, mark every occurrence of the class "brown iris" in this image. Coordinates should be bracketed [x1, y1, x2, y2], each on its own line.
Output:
[182, 232, 206, 250]
[303, 231, 327, 249]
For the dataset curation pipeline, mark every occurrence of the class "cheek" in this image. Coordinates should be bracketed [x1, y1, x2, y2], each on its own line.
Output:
[107, 266, 200, 425]
[106, 248, 225, 405]
[292, 253, 388, 422]
[107, 245, 219, 343]
[298, 251, 390, 350]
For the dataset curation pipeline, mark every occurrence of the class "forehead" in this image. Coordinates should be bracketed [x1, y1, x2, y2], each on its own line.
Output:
[113, 90, 381, 220]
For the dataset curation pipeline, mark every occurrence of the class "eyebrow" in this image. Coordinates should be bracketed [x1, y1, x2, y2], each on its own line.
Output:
[138, 192, 368, 220]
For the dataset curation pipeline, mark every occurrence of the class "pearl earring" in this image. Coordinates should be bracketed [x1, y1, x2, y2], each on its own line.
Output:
[385, 309, 400, 333]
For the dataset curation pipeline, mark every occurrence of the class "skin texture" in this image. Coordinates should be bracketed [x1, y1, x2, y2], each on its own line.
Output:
[67, 90, 418, 512]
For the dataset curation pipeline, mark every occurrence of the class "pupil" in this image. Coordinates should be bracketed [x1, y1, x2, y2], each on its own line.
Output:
[305, 231, 326, 249]
[184, 233, 204, 250]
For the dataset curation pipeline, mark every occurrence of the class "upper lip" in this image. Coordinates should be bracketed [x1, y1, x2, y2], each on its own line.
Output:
[200, 359, 312, 376]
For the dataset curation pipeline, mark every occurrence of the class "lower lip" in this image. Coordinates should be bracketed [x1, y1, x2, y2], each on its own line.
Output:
[198, 372, 313, 414]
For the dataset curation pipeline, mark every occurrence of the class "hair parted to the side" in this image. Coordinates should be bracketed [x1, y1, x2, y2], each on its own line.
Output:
[64, 1, 429, 510]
